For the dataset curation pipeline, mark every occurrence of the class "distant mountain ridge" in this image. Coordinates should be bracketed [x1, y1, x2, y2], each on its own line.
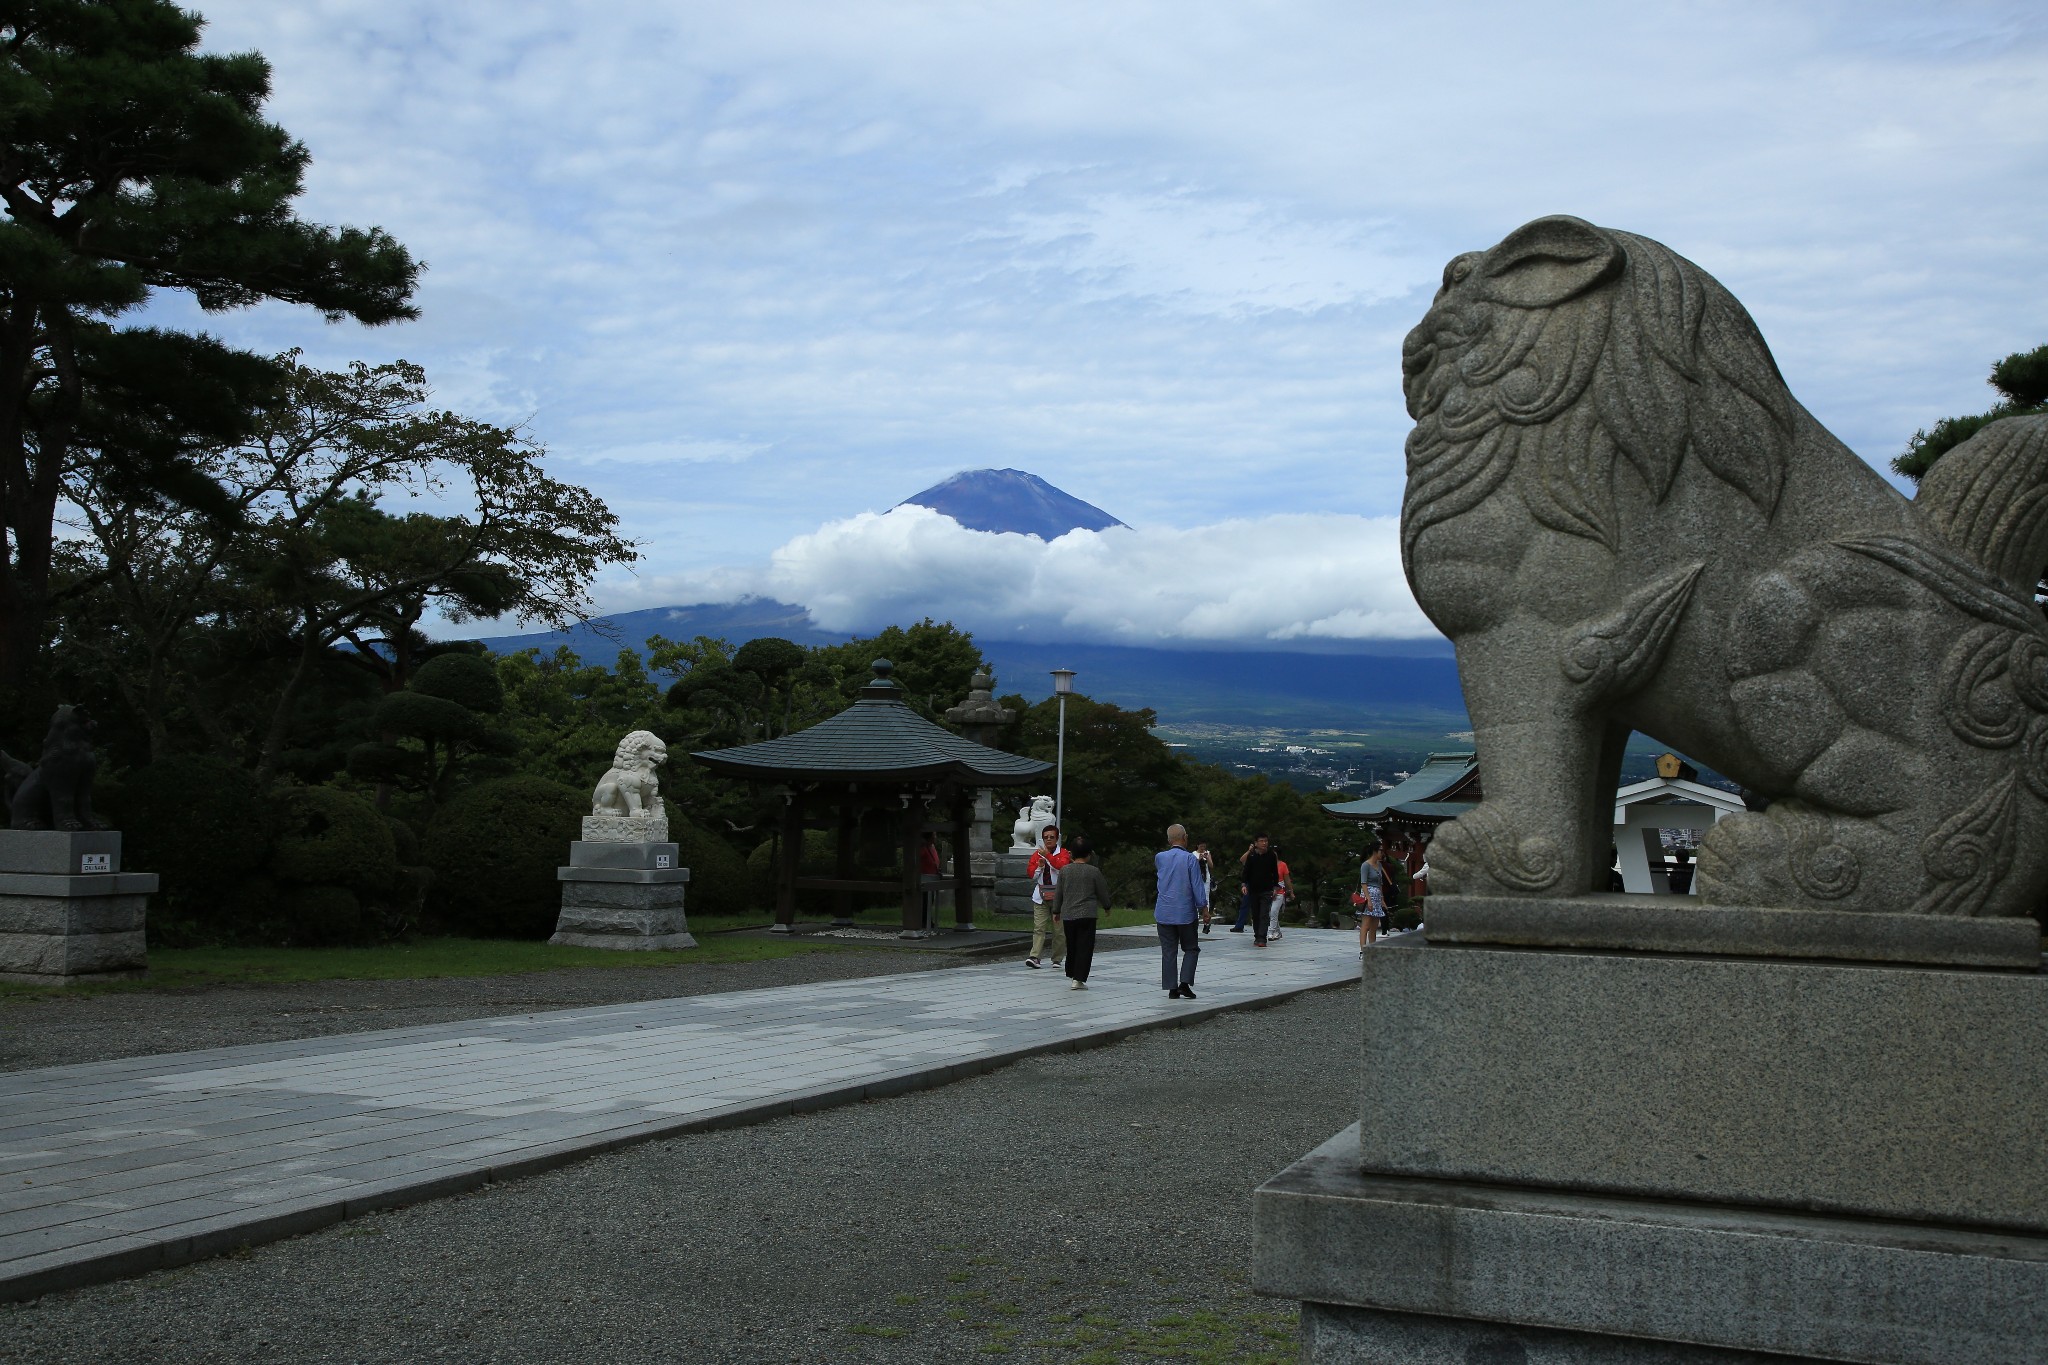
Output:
[472, 598, 1462, 728]
[897, 468, 1126, 539]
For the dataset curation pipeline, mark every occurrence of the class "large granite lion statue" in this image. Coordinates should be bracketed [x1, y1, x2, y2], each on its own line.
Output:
[1402, 214, 2048, 918]
[592, 730, 667, 818]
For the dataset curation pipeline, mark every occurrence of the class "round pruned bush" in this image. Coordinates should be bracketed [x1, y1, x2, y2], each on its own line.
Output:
[423, 775, 584, 938]
[117, 755, 273, 938]
[288, 883, 363, 946]
[269, 786, 397, 895]
[669, 818, 749, 920]
[409, 652, 505, 715]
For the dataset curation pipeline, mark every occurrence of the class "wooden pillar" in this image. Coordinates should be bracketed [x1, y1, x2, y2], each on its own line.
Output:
[775, 795, 802, 928]
[899, 798, 922, 931]
[950, 788, 973, 929]
[833, 801, 857, 926]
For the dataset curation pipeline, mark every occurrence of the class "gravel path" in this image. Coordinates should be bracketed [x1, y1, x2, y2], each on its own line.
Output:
[0, 982, 1358, 1364]
[0, 949, 962, 1073]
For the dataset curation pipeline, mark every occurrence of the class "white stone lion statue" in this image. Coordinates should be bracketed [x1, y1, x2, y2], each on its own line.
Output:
[592, 731, 668, 817]
[1009, 795, 1056, 851]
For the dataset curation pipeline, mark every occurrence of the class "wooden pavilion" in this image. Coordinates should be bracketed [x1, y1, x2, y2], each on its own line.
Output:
[692, 660, 1051, 933]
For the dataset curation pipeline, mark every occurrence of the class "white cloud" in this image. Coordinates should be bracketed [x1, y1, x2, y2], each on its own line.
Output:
[690, 505, 1432, 645]
[151, 0, 2048, 598]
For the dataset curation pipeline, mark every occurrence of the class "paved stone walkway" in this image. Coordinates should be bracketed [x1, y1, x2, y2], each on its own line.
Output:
[0, 925, 1362, 1301]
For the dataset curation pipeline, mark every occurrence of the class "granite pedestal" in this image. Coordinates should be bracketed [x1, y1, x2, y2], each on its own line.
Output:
[994, 850, 1035, 917]
[0, 831, 153, 983]
[1252, 895, 2048, 1365]
[550, 834, 694, 951]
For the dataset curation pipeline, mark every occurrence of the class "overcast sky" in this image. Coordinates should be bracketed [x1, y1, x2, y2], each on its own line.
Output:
[167, 0, 2047, 645]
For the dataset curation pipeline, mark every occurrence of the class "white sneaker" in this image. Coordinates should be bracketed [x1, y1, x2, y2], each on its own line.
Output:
[1069, 980, 1086, 990]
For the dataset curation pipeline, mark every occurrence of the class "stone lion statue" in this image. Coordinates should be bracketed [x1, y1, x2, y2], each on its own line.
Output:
[592, 730, 668, 818]
[10, 704, 101, 832]
[1402, 214, 2048, 918]
[1010, 795, 1056, 852]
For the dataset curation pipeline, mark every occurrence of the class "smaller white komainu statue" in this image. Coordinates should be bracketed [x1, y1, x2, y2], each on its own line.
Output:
[1009, 795, 1056, 852]
[584, 731, 671, 844]
[593, 731, 668, 816]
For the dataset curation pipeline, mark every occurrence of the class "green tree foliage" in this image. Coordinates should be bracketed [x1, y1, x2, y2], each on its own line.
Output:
[268, 785, 396, 895]
[423, 774, 585, 938]
[1894, 343, 2048, 482]
[53, 356, 636, 780]
[813, 619, 983, 718]
[0, 1, 418, 694]
[349, 650, 512, 808]
[112, 752, 270, 943]
[664, 634, 834, 744]
[995, 691, 1196, 853]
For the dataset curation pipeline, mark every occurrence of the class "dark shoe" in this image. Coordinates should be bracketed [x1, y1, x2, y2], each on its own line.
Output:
[1179, 985, 1197, 1000]
[1228, 927, 1243, 933]
[1167, 985, 1184, 998]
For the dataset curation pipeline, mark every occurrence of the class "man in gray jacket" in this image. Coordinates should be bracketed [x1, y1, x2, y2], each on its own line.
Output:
[1053, 836, 1111, 990]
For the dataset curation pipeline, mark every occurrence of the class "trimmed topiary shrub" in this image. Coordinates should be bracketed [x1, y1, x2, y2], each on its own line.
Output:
[288, 883, 363, 946]
[270, 786, 397, 894]
[669, 818, 750, 920]
[117, 755, 273, 941]
[384, 815, 420, 866]
[423, 775, 584, 938]
[410, 652, 505, 714]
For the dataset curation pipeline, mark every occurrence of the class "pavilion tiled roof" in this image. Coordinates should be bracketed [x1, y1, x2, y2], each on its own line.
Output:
[691, 660, 1052, 786]
[1321, 752, 1479, 822]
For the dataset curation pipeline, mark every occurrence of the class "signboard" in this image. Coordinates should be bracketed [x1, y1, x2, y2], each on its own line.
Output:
[79, 853, 111, 874]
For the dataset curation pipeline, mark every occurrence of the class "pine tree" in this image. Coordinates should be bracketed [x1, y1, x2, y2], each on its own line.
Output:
[1893, 344, 2048, 482]
[0, 1, 417, 699]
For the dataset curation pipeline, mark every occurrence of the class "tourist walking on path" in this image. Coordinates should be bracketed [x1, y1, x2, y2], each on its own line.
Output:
[1155, 824, 1209, 998]
[1026, 823, 1069, 969]
[1241, 834, 1281, 947]
[1267, 853, 1291, 941]
[1358, 844, 1388, 951]
[1053, 836, 1111, 989]
[1195, 841, 1216, 934]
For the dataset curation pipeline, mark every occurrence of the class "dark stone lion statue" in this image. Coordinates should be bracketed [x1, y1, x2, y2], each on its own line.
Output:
[1401, 215, 2048, 918]
[10, 704, 101, 832]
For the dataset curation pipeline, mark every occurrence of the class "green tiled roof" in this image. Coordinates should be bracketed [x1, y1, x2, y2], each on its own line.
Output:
[1322, 752, 1478, 820]
[692, 660, 1053, 786]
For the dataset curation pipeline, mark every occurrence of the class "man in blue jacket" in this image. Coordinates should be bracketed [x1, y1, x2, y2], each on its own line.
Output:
[1154, 824, 1210, 1000]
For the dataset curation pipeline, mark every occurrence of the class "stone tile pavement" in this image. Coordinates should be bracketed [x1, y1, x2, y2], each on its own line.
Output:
[0, 924, 1363, 1301]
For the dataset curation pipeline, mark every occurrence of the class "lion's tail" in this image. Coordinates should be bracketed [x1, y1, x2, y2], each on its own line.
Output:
[1915, 414, 2048, 594]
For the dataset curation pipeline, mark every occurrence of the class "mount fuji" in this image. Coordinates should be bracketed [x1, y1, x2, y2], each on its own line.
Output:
[897, 468, 1126, 539]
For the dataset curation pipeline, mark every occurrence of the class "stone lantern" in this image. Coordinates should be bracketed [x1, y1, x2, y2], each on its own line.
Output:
[943, 670, 1015, 917]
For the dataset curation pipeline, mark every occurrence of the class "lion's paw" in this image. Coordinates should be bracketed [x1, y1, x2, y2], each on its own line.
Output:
[1429, 806, 1566, 896]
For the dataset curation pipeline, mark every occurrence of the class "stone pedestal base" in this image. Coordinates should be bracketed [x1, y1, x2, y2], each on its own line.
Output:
[552, 845, 693, 951]
[994, 850, 1034, 916]
[1257, 1128, 2047, 1365]
[0, 832, 152, 983]
[1254, 902, 2048, 1365]
[1299, 1302, 1811, 1364]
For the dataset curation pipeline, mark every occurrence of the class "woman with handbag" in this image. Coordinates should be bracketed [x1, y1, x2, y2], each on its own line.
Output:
[1357, 844, 1388, 952]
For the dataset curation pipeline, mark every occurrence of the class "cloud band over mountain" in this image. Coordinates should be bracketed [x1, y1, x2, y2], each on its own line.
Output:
[635, 504, 1432, 646]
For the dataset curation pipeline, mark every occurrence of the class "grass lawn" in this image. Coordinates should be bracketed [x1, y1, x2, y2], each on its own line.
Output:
[0, 902, 1054, 1002]
[0, 928, 858, 999]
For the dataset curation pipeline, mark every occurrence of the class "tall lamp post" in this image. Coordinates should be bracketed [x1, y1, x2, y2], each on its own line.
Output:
[1051, 668, 1076, 825]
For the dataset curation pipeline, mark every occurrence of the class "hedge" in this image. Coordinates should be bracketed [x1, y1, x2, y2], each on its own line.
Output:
[423, 775, 584, 938]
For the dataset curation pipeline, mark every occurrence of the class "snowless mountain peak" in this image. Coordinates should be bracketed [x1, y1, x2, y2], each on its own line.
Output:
[896, 468, 1127, 540]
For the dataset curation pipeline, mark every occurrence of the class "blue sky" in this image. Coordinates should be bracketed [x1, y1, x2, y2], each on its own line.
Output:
[166, 0, 2048, 644]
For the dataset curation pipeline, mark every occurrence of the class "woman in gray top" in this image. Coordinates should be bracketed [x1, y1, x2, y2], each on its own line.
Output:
[1054, 836, 1113, 990]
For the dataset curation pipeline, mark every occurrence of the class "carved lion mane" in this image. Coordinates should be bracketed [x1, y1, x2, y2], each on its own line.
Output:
[612, 730, 667, 772]
[1400, 215, 1795, 568]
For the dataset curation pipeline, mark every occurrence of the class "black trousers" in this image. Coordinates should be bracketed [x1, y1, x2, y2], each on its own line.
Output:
[1246, 886, 1276, 943]
[1064, 919, 1098, 982]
